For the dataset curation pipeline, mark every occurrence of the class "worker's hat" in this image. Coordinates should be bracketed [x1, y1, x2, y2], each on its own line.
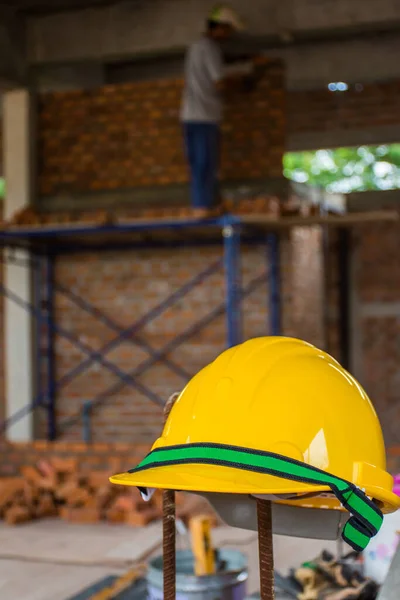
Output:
[111, 337, 400, 550]
[208, 5, 245, 31]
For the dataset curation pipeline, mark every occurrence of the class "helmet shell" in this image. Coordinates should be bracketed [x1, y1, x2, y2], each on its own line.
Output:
[111, 337, 399, 514]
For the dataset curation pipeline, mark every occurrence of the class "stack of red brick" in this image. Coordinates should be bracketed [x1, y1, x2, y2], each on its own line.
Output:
[0, 456, 217, 527]
[1, 195, 321, 230]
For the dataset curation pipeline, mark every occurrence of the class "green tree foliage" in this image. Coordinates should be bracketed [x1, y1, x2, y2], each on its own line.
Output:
[284, 145, 400, 194]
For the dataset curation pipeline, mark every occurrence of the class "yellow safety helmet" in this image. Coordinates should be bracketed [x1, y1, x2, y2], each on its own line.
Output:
[111, 337, 399, 549]
[208, 5, 245, 31]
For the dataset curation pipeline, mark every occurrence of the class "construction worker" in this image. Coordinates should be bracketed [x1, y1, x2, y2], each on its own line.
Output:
[181, 5, 246, 218]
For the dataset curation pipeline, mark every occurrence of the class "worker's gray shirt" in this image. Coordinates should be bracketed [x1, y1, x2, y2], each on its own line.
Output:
[180, 37, 224, 123]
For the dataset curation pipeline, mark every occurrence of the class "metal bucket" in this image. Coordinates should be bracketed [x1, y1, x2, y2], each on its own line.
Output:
[147, 549, 248, 600]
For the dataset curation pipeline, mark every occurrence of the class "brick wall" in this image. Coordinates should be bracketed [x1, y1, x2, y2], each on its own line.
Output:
[30, 232, 323, 443]
[0, 228, 325, 471]
[325, 229, 341, 361]
[288, 79, 400, 140]
[321, 222, 400, 453]
[316, 220, 400, 456]
[38, 61, 285, 198]
[289, 226, 325, 348]
[2, 73, 400, 474]
[303, 222, 400, 466]
[0, 65, 331, 458]
[348, 222, 400, 449]
[46, 246, 261, 442]
[4, 223, 400, 471]
[314, 223, 400, 458]
[37, 76, 400, 201]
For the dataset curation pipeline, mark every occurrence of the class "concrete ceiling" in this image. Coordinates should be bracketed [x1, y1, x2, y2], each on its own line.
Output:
[25, 0, 400, 89]
[0, 0, 126, 85]
[1, 0, 400, 90]
[0, 0, 121, 15]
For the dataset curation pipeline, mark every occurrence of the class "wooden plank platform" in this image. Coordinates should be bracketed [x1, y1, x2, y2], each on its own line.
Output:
[241, 210, 399, 228]
[0, 211, 397, 253]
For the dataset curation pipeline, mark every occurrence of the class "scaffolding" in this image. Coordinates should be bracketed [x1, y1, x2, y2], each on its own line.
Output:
[0, 214, 282, 441]
[0, 210, 397, 441]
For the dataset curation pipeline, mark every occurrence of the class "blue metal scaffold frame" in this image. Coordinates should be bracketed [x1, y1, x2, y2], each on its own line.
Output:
[0, 214, 281, 441]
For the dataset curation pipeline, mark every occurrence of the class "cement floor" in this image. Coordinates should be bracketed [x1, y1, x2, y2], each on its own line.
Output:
[0, 519, 338, 599]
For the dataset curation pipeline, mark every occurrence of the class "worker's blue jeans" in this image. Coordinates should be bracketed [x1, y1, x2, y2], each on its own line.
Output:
[183, 122, 220, 209]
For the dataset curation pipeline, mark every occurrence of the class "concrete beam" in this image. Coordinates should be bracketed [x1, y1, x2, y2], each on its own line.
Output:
[347, 189, 400, 213]
[27, 0, 400, 66]
[0, 6, 27, 86]
[34, 62, 105, 92]
[361, 302, 400, 318]
[28, 18, 400, 92]
[28, 30, 400, 94]
[270, 33, 400, 90]
[288, 124, 400, 153]
[3, 89, 35, 441]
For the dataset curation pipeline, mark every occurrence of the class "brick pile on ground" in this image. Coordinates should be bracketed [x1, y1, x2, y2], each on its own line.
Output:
[0, 457, 219, 527]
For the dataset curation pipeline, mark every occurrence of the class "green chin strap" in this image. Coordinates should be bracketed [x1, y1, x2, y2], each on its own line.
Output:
[130, 442, 383, 552]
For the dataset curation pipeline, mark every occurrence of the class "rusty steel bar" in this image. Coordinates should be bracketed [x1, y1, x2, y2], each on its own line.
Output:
[163, 392, 180, 600]
[257, 499, 275, 600]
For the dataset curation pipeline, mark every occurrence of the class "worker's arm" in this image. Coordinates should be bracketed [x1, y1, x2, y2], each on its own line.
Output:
[204, 43, 254, 95]
[215, 55, 270, 95]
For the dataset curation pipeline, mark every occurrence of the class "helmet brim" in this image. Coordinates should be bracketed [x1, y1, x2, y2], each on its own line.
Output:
[110, 462, 400, 515]
[110, 462, 331, 497]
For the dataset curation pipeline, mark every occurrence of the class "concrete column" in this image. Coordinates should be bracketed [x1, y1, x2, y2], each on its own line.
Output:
[3, 89, 35, 441]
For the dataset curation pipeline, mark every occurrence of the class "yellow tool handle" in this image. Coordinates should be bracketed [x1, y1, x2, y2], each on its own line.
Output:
[189, 514, 216, 576]
[89, 564, 146, 600]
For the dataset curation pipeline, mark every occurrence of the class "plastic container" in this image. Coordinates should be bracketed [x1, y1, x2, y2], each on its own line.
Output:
[147, 549, 248, 600]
